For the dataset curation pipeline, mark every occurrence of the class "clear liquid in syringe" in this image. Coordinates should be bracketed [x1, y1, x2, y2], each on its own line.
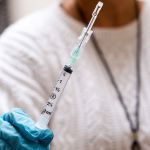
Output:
[36, 66, 73, 129]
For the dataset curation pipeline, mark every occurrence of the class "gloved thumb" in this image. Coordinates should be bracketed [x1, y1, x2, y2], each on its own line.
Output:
[2, 108, 54, 146]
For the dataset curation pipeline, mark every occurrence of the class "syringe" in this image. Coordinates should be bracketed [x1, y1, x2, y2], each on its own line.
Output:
[36, 1, 103, 129]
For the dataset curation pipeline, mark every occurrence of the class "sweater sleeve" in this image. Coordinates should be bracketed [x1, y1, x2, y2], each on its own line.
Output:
[0, 23, 56, 120]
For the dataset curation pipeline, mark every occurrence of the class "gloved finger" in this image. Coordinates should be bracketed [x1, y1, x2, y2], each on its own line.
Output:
[2, 108, 54, 146]
[0, 118, 50, 150]
[0, 139, 12, 150]
[0, 118, 25, 149]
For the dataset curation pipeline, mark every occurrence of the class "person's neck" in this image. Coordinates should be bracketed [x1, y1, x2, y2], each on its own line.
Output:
[62, 0, 143, 27]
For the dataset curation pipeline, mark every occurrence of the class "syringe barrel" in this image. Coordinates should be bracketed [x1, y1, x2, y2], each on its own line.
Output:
[36, 66, 73, 129]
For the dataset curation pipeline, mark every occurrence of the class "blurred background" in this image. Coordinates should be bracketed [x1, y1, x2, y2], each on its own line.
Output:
[8, 0, 52, 22]
[0, 0, 145, 34]
[0, 0, 53, 33]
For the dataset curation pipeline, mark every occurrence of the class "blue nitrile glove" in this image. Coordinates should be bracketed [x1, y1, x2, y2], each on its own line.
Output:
[0, 108, 54, 150]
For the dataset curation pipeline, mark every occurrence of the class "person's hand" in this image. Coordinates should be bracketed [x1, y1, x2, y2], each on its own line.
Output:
[0, 108, 54, 150]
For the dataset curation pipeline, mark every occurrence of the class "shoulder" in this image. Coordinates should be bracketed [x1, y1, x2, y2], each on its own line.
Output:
[0, 2, 73, 77]
[141, 1, 150, 66]
[1, 3, 58, 39]
[142, 1, 150, 36]
[142, 0, 150, 26]
[0, 2, 67, 54]
[141, 1, 150, 45]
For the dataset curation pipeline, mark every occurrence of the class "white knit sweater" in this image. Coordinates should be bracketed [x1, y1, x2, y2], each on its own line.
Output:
[0, 1, 150, 150]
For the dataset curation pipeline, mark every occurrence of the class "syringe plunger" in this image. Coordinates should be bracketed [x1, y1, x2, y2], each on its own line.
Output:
[69, 1, 103, 67]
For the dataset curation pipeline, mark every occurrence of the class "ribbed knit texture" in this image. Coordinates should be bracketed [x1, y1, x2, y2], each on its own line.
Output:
[0, 1, 150, 150]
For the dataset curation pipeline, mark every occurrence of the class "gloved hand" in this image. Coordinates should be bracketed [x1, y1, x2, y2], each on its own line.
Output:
[0, 108, 54, 150]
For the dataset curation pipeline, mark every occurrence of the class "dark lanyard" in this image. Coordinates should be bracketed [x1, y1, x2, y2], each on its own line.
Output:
[76, 2, 142, 150]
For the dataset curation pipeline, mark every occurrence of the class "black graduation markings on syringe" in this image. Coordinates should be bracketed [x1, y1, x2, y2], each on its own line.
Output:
[39, 65, 74, 121]
[47, 102, 53, 107]
[41, 109, 52, 115]
[50, 93, 56, 100]
[42, 70, 67, 116]
[56, 87, 60, 92]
